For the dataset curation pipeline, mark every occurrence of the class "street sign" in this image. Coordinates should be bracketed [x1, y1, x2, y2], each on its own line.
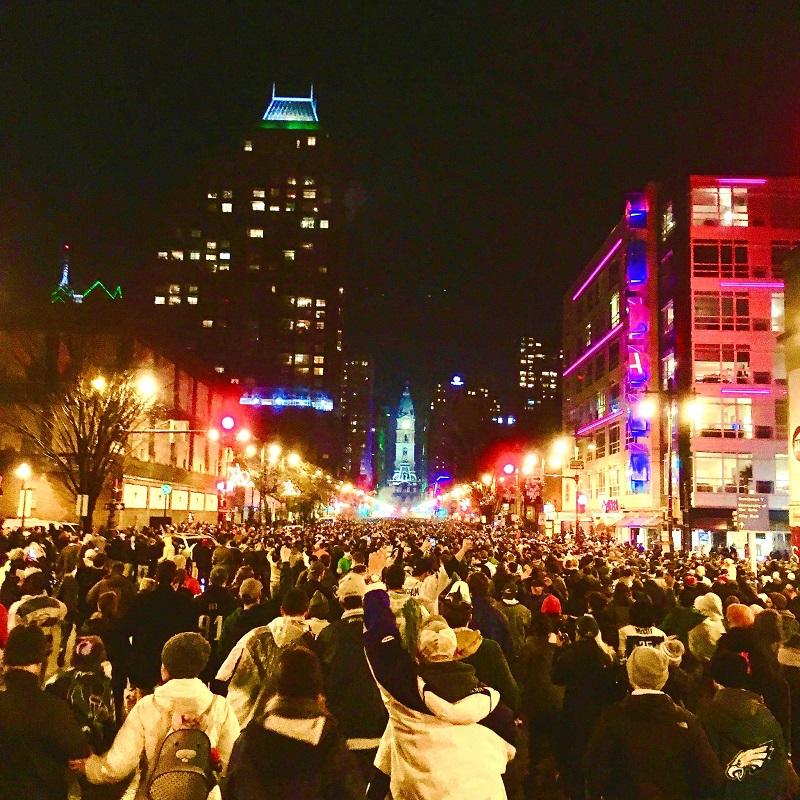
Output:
[161, 483, 172, 496]
[737, 494, 769, 530]
[569, 459, 585, 471]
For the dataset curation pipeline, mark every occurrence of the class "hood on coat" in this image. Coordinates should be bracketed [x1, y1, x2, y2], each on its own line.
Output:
[418, 675, 499, 725]
[153, 677, 215, 727]
[267, 615, 309, 648]
[710, 687, 764, 722]
[694, 592, 723, 618]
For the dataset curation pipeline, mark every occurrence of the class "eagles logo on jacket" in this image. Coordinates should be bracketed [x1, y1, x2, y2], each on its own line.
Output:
[363, 588, 516, 800]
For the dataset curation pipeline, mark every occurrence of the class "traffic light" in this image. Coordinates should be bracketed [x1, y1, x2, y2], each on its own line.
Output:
[209, 415, 251, 444]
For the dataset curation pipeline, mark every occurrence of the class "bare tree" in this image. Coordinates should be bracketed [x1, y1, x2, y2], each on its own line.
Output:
[9, 369, 157, 530]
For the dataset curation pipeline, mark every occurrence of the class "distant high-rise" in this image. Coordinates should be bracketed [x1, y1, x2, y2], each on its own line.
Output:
[143, 85, 344, 397]
[391, 384, 418, 491]
[518, 338, 562, 411]
[339, 358, 375, 482]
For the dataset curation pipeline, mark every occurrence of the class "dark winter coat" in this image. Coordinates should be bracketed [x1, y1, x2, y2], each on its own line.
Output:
[469, 595, 513, 659]
[699, 687, 788, 800]
[80, 612, 131, 692]
[779, 642, 800, 770]
[661, 605, 705, 648]
[587, 692, 723, 800]
[123, 582, 196, 690]
[0, 669, 91, 800]
[463, 635, 521, 714]
[218, 603, 277, 665]
[519, 636, 563, 715]
[222, 696, 364, 800]
[313, 608, 388, 745]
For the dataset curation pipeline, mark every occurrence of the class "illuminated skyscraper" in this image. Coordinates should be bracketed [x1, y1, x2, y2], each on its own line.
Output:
[391, 384, 418, 491]
[339, 358, 375, 483]
[144, 85, 344, 396]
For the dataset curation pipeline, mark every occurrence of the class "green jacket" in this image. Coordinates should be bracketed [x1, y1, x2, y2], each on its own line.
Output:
[462, 636, 520, 714]
[660, 605, 704, 648]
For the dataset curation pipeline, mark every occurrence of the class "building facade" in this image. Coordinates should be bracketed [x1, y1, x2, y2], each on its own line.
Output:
[0, 306, 240, 529]
[518, 338, 561, 409]
[563, 176, 795, 553]
[391, 384, 419, 494]
[338, 358, 375, 483]
[143, 86, 344, 397]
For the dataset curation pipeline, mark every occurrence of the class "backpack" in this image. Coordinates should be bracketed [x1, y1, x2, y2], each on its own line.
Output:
[146, 726, 216, 800]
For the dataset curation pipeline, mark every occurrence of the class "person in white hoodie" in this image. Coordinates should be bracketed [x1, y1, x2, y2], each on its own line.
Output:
[74, 632, 240, 799]
[689, 592, 726, 663]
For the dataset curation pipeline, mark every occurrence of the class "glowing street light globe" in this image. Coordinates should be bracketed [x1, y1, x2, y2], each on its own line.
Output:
[15, 462, 31, 481]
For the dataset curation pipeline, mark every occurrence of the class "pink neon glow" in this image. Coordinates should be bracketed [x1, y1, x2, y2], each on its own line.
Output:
[577, 409, 624, 436]
[719, 387, 771, 395]
[563, 324, 624, 377]
[718, 281, 784, 290]
[715, 178, 767, 185]
[572, 240, 623, 301]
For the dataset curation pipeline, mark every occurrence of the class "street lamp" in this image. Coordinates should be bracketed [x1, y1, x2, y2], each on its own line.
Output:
[91, 375, 107, 392]
[287, 452, 301, 468]
[136, 373, 158, 400]
[16, 462, 31, 532]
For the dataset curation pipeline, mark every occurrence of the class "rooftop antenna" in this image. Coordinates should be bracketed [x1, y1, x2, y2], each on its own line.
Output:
[310, 83, 314, 101]
[272, 82, 276, 99]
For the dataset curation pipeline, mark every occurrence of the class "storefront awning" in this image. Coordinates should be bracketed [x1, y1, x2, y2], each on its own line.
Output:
[617, 515, 663, 528]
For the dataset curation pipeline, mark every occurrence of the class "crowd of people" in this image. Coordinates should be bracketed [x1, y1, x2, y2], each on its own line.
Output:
[1, 517, 800, 799]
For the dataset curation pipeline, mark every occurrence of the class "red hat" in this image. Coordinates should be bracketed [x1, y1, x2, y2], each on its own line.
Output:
[541, 595, 562, 615]
[684, 576, 697, 586]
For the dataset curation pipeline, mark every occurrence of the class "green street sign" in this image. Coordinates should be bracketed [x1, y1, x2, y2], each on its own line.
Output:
[161, 483, 172, 495]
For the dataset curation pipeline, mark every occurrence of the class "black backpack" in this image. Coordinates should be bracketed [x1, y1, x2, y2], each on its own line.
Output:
[146, 727, 216, 800]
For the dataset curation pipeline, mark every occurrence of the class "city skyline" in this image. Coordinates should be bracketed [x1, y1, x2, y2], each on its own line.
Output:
[4, 6, 800, 399]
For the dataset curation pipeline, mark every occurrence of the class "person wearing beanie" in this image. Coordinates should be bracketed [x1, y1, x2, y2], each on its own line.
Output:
[363, 585, 516, 800]
[699, 650, 789, 800]
[220, 587, 316, 727]
[0, 625, 91, 800]
[223, 647, 365, 800]
[307, 590, 331, 636]
[552, 606, 619, 800]
[660, 638, 690, 708]
[77, 632, 239, 798]
[587, 645, 723, 800]
[727, 602, 756, 630]
[314, 569, 388, 779]
[540, 593, 563, 616]
[688, 592, 726, 662]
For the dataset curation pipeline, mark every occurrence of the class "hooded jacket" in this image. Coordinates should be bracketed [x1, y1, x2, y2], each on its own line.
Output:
[85, 677, 240, 797]
[364, 588, 516, 800]
[222, 616, 316, 727]
[587, 691, 723, 800]
[689, 593, 726, 662]
[699, 687, 787, 800]
[222, 695, 364, 800]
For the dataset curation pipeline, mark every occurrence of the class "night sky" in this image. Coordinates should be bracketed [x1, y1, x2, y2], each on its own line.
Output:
[3, 4, 800, 402]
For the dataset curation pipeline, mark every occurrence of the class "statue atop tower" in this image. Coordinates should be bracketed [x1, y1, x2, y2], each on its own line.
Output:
[391, 383, 419, 494]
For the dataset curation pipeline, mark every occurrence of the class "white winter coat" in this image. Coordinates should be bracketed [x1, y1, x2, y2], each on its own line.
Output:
[85, 678, 240, 798]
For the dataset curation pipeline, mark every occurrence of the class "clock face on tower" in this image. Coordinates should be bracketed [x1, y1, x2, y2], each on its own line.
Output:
[401, 419, 411, 430]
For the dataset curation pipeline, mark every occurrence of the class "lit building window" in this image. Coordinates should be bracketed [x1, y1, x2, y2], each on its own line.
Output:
[284, 250, 295, 260]
[271, 285, 276, 293]
[190, 251, 200, 260]
[223, 190, 233, 199]
[773, 292, 785, 333]
[248, 264, 260, 272]
[320, 219, 329, 228]
[220, 251, 230, 260]
[218, 263, 229, 271]
[301, 217, 316, 229]
[248, 228, 264, 238]
[206, 254, 217, 261]
[303, 189, 316, 199]
[610, 292, 620, 326]
[168, 284, 180, 294]
[154, 296, 165, 305]
[202, 319, 213, 328]
[287, 178, 297, 186]
[187, 296, 198, 305]
[307, 136, 316, 146]
[316, 321, 325, 330]
[158, 251, 168, 259]
[222, 203, 232, 213]
[207, 241, 217, 249]
[692, 187, 748, 227]
[314, 367, 324, 376]
[316, 299, 326, 307]
[297, 297, 312, 308]
[244, 140, 253, 151]
[304, 178, 315, 186]
[294, 354, 309, 364]
[215, 366, 225, 373]
[301, 243, 313, 251]
[270, 188, 280, 197]
[253, 189, 265, 198]
[314, 356, 325, 364]
[285, 203, 295, 212]
[270, 205, 280, 211]
[168, 296, 181, 305]
[252, 201, 265, 211]
[207, 192, 218, 200]
[170, 250, 184, 260]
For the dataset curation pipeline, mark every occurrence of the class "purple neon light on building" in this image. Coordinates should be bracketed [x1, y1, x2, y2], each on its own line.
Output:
[571, 240, 623, 302]
[715, 178, 767, 185]
[563, 323, 624, 377]
[576, 409, 625, 436]
[719, 387, 771, 395]
[718, 281, 784, 290]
